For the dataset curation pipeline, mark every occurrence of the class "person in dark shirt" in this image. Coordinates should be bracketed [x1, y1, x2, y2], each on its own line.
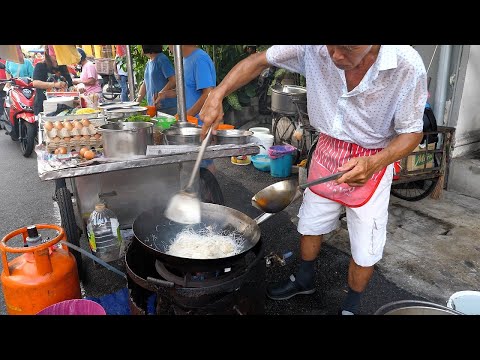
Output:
[32, 45, 73, 116]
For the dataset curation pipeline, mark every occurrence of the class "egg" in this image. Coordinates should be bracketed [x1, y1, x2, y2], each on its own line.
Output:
[58, 146, 68, 154]
[81, 119, 91, 127]
[63, 121, 74, 131]
[54, 121, 64, 130]
[93, 133, 101, 140]
[79, 147, 89, 157]
[72, 120, 83, 130]
[83, 150, 95, 160]
[44, 121, 54, 131]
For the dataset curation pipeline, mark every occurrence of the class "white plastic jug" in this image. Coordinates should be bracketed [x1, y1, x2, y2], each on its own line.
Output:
[249, 127, 271, 134]
[252, 133, 274, 156]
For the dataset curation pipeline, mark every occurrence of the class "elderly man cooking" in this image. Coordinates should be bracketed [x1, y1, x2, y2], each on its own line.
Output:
[199, 45, 427, 315]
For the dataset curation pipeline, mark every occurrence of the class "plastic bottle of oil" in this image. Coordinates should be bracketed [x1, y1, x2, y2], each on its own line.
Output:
[86, 204, 124, 262]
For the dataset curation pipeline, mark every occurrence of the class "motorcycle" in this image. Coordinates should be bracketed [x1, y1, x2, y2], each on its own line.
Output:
[0, 77, 37, 157]
[100, 73, 122, 100]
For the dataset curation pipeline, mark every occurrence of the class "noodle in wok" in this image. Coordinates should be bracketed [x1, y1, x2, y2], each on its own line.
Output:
[167, 226, 245, 259]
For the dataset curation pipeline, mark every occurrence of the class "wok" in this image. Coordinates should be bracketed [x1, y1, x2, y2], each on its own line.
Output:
[133, 203, 275, 272]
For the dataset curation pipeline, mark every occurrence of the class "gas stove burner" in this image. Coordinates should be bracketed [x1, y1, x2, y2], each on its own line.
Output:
[155, 259, 244, 287]
[126, 237, 266, 314]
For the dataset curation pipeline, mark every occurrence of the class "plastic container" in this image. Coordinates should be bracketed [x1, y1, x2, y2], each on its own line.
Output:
[251, 154, 271, 172]
[447, 291, 480, 314]
[218, 124, 235, 130]
[270, 153, 293, 177]
[146, 106, 156, 117]
[249, 127, 270, 134]
[252, 133, 274, 156]
[87, 204, 124, 263]
[37, 299, 106, 315]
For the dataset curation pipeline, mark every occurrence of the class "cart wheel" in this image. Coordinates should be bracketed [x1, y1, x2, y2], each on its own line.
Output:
[55, 186, 85, 280]
[199, 168, 225, 205]
[390, 156, 440, 201]
[390, 177, 439, 201]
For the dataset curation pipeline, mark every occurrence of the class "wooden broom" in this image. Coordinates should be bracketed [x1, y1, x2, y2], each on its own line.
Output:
[430, 130, 452, 199]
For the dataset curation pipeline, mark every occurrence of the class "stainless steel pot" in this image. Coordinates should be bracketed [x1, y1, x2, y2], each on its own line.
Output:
[374, 300, 464, 315]
[98, 122, 153, 159]
[213, 130, 253, 145]
[271, 84, 307, 115]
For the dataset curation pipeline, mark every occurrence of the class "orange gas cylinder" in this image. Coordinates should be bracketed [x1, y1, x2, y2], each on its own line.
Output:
[0, 224, 81, 315]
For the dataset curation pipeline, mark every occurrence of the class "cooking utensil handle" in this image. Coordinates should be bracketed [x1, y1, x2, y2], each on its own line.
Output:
[185, 126, 213, 191]
[254, 212, 276, 225]
[147, 276, 175, 288]
[298, 171, 347, 189]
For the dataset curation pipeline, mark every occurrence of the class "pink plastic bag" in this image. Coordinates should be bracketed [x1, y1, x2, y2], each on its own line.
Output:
[36, 299, 106, 315]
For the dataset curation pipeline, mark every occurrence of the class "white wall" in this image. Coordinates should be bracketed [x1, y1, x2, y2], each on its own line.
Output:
[452, 45, 480, 157]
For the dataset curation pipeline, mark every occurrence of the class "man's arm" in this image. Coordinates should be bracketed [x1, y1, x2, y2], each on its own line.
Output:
[136, 81, 146, 102]
[199, 51, 270, 137]
[187, 87, 213, 117]
[154, 75, 176, 106]
[337, 132, 423, 186]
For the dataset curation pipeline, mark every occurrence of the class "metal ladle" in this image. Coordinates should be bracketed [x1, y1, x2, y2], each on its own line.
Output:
[251, 171, 347, 213]
[164, 127, 213, 224]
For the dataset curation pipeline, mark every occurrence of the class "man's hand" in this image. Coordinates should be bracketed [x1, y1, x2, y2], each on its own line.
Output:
[336, 156, 380, 187]
[199, 90, 224, 139]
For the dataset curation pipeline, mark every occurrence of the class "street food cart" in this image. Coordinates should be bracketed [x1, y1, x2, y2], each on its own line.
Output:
[35, 46, 259, 277]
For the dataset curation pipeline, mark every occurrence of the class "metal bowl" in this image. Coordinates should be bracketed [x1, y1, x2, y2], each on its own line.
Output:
[213, 130, 253, 145]
[105, 106, 148, 118]
[163, 127, 204, 145]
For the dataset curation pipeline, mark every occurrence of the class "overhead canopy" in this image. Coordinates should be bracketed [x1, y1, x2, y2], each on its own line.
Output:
[0, 45, 24, 63]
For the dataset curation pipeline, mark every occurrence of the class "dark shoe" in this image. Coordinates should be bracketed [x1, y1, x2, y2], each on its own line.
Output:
[266, 274, 315, 301]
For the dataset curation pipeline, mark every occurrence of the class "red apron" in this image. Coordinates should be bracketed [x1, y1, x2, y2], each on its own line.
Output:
[308, 134, 387, 207]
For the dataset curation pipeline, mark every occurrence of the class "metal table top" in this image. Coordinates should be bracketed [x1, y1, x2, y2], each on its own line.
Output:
[38, 143, 259, 181]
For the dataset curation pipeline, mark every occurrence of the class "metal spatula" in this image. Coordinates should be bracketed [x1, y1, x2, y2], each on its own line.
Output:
[164, 127, 213, 224]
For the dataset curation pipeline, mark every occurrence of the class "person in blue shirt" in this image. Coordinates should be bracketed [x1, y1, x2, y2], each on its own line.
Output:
[5, 56, 34, 79]
[136, 45, 177, 116]
[166, 45, 216, 123]
[166, 45, 217, 172]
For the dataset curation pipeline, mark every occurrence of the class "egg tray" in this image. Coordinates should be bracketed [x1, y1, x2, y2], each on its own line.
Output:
[43, 123, 103, 150]
[46, 139, 103, 154]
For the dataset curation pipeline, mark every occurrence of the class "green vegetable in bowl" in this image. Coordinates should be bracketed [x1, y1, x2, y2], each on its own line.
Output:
[125, 114, 152, 122]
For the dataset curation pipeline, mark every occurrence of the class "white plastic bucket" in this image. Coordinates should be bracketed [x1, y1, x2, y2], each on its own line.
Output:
[249, 127, 271, 134]
[446, 291, 480, 314]
[252, 133, 274, 156]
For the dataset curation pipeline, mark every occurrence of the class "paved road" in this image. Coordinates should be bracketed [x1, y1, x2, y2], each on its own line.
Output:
[0, 123, 424, 315]
[0, 126, 58, 314]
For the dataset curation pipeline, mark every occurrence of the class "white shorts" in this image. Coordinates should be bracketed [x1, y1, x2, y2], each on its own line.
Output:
[297, 164, 394, 267]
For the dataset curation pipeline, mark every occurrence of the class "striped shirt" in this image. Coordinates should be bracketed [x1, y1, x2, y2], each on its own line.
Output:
[266, 45, 428, 149]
